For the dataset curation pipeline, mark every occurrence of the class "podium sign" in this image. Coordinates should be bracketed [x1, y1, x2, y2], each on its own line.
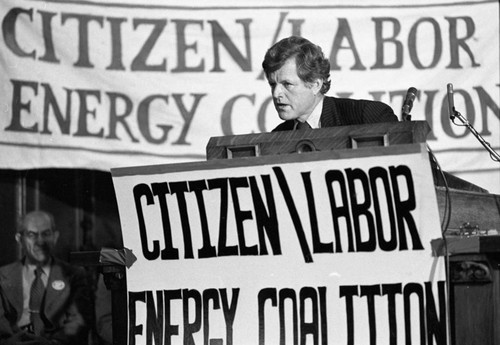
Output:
[111, 143, 448, 345]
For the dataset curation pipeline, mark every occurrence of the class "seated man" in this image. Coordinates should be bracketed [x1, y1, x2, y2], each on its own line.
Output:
[262, 36, 398, 131]
[0, 210, 92, 345]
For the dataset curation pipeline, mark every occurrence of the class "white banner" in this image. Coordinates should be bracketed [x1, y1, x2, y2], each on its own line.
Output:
[112, 143, 448, 344]
[1, 0, 498, 192]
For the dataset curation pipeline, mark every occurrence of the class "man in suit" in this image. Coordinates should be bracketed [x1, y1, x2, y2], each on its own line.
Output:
[262, 36, 398, 131]
[0, 210, 92, 345]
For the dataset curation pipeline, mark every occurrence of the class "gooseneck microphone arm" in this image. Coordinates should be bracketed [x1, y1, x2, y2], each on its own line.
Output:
[447, 83, 500, 162]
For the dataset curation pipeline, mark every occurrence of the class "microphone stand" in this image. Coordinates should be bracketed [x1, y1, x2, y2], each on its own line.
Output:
[450, 109, 500, 162]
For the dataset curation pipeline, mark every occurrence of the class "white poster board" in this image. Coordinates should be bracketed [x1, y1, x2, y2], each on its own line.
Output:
[112, 143, 448, 345]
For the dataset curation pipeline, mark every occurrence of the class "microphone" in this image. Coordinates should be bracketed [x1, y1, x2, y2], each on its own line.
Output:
[447, 83, 456, 119]
[401, 87, 417, 121]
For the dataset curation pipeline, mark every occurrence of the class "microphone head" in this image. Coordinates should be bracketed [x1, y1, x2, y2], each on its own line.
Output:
[402, 87, 418, 121]
[406, 87, 417, 101]
[447, 83, 455, 119]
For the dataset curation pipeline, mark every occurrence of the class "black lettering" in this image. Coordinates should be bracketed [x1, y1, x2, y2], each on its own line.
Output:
[288, 17, 304, 36]
[371, 17, 403, 69]
[230, 177, 257, 255]
[279, 288, 298, 343]
[257, 96, 273, 133]
[369, 91, 385, 102]
[474, 85, 499, 136]
[171, 93, 206, 145]
[220, 94, 256, 136]
[137, 95, 172, 144]
[133, 183, 159, 260]
[346, 168, 376, 252]
[171, 20, 204, 72]
[389, 166, 423, 251]
[2, 7, 36, 58]
[202, 289, 220, 344]
[106, 17, 127, 70]
[146, 290, 163, 345]
[329, 18, 366, 71]
[273, 167, 313, 263]
[339, 285, 358, 345]
[208, 178, 237, 257]
[445, 16, 480, 68]
[408, 18, 442, 69]
[183, 289, 202, 345]
[403, 283, 425, 344]
[129, 291, 146, 345]
[38, 10, 60, 63]
[73, 89, 104, 137]
[325, 170, 353, 253]
[61, 13, 104, 68]
[249, 175, 281, 256]
[41, 83, 71, 135]
[382, 283, 402, 345]
[164, 289, 182, 345]
[209, 19, 252, 72]
[302, 172, 332, 254]
[424, 90, 439, 140]
[151, 182, 179, 260]
[163, 289, 182, 345]
[319, 287, 328, 345]
[389, 89, 410, 112]
[300, 287, 319, 344]
[189, 179, 216, 259]
[258, 288, 277, 344]
[73, 90, 104, 138]
[169, 181, 194, 259]
[5, 80, 38, 132]
[220, 288, 240, 345]
[256, 12, 289, 81]
[131, 18, 167, 71]
[106, 92, 139, 142]
[369, 167, 397, 251]
[360, 285, 381, 343]
[425, 281, 447, 345]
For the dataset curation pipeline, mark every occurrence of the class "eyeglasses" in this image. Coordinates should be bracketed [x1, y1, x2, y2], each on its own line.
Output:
[22, 229, 54, 240]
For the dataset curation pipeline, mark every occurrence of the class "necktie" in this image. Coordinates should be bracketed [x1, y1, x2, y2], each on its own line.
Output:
[29, 266, 45, 335]
[295, 120, 311, 130]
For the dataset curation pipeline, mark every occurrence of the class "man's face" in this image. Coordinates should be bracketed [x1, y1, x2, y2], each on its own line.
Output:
[16, 213, 58, 266]
[267, 58, 320, 122]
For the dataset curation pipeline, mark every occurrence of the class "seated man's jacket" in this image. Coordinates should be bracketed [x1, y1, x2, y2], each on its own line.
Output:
[0, 258, 92, 344]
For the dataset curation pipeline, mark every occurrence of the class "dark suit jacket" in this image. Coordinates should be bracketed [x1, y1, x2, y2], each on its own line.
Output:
[272, 96, 398, 131]
[0, 258, 92, 344]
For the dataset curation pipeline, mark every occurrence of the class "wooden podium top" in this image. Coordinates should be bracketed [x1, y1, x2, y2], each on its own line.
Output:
[206, 120, 430, 160]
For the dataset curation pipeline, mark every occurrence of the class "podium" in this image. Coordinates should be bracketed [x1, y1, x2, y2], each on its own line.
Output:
[206, 120, 500, 345]
[206, 121, 430, 160]
[74, 120, 499, 345]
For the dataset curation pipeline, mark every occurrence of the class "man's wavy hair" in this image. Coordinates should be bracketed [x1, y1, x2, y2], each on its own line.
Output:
[262, 36, 331, 94]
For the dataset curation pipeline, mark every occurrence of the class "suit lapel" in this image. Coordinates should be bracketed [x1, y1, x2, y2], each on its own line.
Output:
[320, 96, 341, 127]
[0, 262, 24, 317]
[44, 261, 70, 321]
[274, 120, 295, 131]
